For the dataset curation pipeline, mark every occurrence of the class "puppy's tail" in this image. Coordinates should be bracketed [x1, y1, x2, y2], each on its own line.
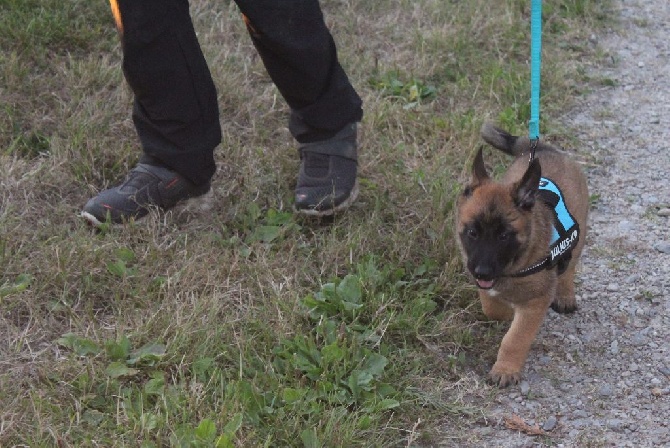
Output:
[480, 122, 553, 157]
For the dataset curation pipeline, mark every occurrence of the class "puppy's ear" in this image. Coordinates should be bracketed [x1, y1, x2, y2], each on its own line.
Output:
[471, 146, 490, 185]
[514, 158, 541, 210]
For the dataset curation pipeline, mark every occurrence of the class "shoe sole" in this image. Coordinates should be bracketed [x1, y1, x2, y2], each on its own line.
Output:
[80, 210, 106, 227]
[293, 180, 360, 217]
[80, 191, 214, 228]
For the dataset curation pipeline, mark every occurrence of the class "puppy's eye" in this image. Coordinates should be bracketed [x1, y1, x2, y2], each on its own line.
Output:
[498, 231, 510, 242]
[467, 228, 478, 240]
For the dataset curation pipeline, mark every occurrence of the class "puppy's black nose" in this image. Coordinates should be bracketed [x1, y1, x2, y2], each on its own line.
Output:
[473, 264, 494, 280]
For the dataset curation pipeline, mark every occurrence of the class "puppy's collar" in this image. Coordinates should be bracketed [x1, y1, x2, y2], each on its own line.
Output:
[507, 256, 553, 278]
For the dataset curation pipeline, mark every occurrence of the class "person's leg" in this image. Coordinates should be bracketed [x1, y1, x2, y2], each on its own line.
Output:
[235, 0, 363, 215]
[82, 0, 220, 225]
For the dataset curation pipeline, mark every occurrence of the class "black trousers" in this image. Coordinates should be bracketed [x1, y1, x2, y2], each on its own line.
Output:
[112, 0, 363, 185]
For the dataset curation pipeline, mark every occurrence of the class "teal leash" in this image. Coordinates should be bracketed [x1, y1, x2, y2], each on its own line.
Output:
[529, 0, 542, 160]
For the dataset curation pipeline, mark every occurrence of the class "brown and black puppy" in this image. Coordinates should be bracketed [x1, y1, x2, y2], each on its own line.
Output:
[455, 123, 589, 387]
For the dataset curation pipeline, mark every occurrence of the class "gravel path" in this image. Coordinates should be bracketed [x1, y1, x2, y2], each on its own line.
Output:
[465, 1, 670, 446]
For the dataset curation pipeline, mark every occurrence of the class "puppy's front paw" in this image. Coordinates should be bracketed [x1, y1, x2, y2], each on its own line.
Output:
[551, 298, 577, 314]
[488, 364, 522, 388]
[551, 302, 577, 314]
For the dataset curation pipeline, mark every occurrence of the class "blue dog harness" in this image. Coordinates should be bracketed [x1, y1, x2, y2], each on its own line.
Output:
[509, 176, 580, 278]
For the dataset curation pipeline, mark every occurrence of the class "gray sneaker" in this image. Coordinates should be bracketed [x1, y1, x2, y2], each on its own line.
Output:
[294, 123, 359, 216]
[81, 163, 210, 226]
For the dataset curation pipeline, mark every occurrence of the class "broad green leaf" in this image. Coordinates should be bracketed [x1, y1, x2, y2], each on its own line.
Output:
[320, 342, 345, 364]
[360, 353, 388, 377]
[192, 357, 214, 378]
[106, 260, 127, 278]
[375, 382, 397, 398]
[357, 415, 372, 430]
[57, 333, 101, 357]
[250, 225, 281, 243]
[0, 273, 32, 297]
[282, 388, 304, 404]
[349, 370, 374, 390]
[375, 398, 400, 411]
[222, 413, 243, 435]
[127, 342, 166, 365]
[300, 428, 320, 448]
[115, 247, 136, 263]
[144, 376, 165, 396]
[81, 409, 104, 427]
[265, 209, 294, 226]
[215, 434, 234, 448]
[195, 419, 217, 441]
[105, 361, 139, 378]
[336, 274, 362, 303]
[341, 301, 364, 312]
[105, 336, 131, 361]
[140, 413, 160, 431]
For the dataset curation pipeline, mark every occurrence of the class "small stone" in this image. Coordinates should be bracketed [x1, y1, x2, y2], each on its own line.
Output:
[543, 416, 558, 431]
[641, 195, 658, 206]
[598, 384, 614, 397]
[607, 419, 624, 431]
[637, 61, 645, 68]
[652, 388, 670, 397]
[520, 381, 531, 396]
[573, 410, 589, 418]
[618, 220, 634, 233]
[657, 208, 670, 217]
[610, 340, 619, 354]
[625, 274, 640, 284]
[630, 333, 648, 346]
[653, 242, 670, 254]
[572, 419, 588, 429]
[606, 283, 619, 292]
[659, 366, 670, 377]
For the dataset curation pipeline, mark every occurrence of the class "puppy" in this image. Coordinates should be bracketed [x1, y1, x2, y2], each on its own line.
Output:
[455, 123, 589, 387]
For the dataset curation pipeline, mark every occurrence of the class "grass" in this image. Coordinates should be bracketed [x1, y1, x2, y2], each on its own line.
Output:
[1, 0, 612, 446]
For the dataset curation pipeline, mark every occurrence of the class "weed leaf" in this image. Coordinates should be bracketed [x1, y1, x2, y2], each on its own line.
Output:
[104, 336, 131, 361]
[222, 412, 243, 436]
[144, 374, 165, 396]
[105, 361, 139, 378]
[195, 419, 217, 441]
[0, 273, 32, 297]
[57, 333, 101, 357]
[127, 342, 167, 366]
[215, 434, 234, 448]
[106, 260, 127, 278]
[321, 342, 345, 364]
[336, 274, 362, 303]
[282, 388, 304, 404]
[374, 398, 400, 411]
[300, 428, 321, 448]
[115, 247, 135, 263]
[361, 353, 388, 377]
[250, 225, 281, 243]
[81, 409, 104, 427]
